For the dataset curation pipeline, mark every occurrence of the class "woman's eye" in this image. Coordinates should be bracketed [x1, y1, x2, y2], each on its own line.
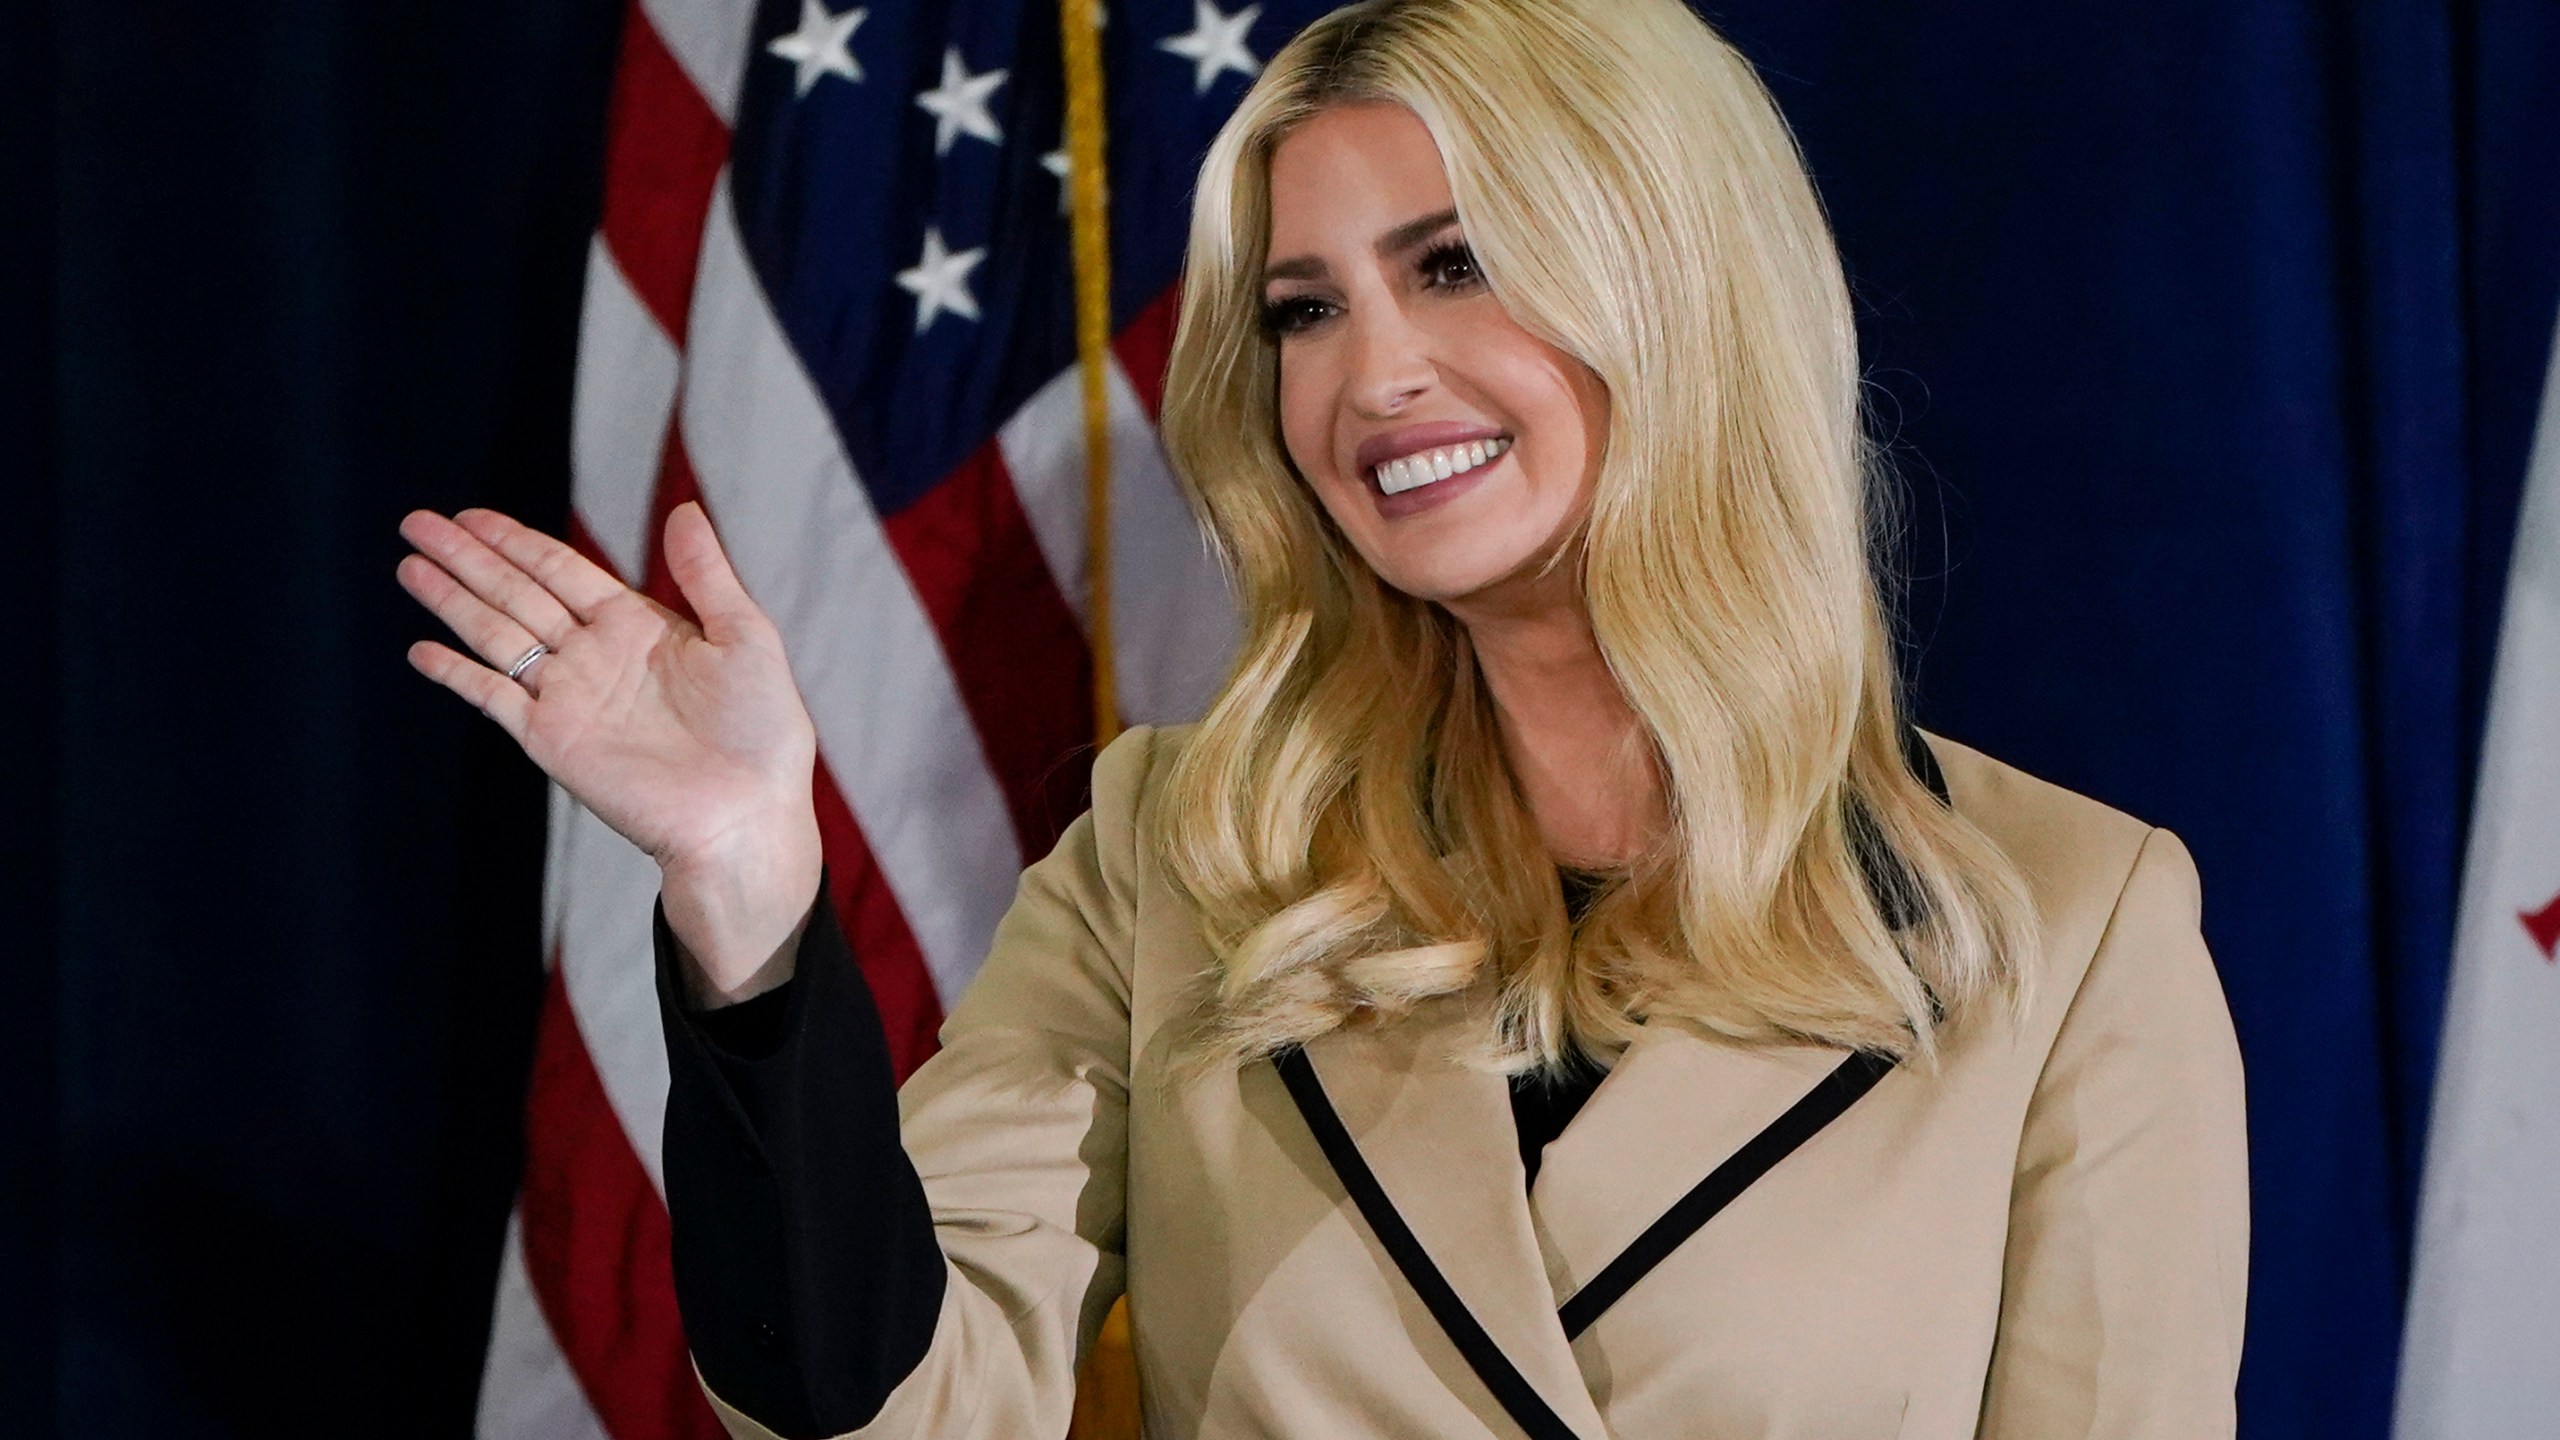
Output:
[1419, 240, 1482, 290]
[1258, 296, 1333, 337]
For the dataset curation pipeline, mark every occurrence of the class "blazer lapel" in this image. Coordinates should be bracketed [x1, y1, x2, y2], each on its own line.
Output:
[1527, 1020, 1867, 1319]
[1290, 1000, 1613, 1440]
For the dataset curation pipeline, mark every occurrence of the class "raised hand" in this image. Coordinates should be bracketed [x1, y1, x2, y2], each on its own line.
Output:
[397, 501, 821, 1000]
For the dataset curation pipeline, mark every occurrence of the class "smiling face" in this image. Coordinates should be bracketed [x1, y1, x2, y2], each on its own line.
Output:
[1260, 101, 1612, 615]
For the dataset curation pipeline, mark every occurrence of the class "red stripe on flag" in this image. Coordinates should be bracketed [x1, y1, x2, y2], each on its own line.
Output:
[812, 758, 948, 1078]
[519, 966, 726, 1440]
[884, 443, 1098, 862]
[599, 0, 731, 342]
[1113, 285, 1185, 422]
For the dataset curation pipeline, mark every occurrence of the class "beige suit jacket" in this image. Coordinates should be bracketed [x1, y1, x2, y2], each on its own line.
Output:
[702, 724, 2250, 1439]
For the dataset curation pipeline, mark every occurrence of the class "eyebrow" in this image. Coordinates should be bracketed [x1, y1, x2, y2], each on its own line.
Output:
[1260, 206, 1462, 285]
[1381, 207, 1463, 254]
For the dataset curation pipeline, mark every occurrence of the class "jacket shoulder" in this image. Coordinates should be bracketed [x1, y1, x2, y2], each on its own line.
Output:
[1919, 729, 2153, 872]
[1088, 723, 1191, 835]
[1914, 731, 2194, 1004]
[1078, 722, 1202, 906]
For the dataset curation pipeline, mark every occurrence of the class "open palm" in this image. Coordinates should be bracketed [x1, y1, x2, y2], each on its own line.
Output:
[396, 502, 821, 989]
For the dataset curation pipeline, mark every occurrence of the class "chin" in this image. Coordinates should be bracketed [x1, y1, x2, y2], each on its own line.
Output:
[1366, 541, 1547, 607]
[1316, 471, 1583, 609]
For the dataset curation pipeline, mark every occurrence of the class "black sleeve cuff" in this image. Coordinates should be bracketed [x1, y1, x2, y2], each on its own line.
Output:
[656, 886, 947, 1437]
[690, 972, 794, 1064]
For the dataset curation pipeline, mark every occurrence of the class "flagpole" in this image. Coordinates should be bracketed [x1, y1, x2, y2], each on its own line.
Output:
[1061, 9, 1142, 1433]
[1061, 0, 1118, 748]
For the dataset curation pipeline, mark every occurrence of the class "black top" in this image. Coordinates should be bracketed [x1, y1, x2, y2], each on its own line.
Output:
[1509, 1054, 1608, 1189]
[1507, 865, 1615, 1186]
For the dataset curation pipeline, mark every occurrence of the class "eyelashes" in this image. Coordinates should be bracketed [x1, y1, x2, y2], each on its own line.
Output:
[1414, 238, 1482, 289]
[1256, 295, 1329, 337]
[1257, 238, 1484, 338]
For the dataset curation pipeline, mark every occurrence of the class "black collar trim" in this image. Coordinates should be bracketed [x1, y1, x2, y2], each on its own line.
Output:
[1554, 1049, 1894, 1337]
[1275, 1043, 1897, 1432]
[1274, 1046, 1586, 1440]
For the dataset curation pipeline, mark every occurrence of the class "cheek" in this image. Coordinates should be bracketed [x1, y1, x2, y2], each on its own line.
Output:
[1274, 366, 1321, 478]
[1275, 360, 1364, 520]
[1502, 353, 1606, 497]
[1569, 368, 1610, 478]
[1474, 386, 1566, 485]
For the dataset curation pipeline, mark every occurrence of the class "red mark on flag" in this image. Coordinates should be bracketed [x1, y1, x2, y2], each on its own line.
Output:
[2521, 891, 2560, 960]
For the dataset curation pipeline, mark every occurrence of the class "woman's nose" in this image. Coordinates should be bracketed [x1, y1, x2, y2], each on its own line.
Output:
[1346, 302, 1435, 416]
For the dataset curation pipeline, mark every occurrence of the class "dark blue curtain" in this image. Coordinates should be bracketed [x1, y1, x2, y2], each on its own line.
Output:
[7, 0, 2557, 1435]
[4, 0, 620, 1433]
[1700, 2, 2560, 1434]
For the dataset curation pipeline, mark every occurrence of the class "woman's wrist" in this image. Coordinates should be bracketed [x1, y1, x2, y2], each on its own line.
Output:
[659, 801, 825, 1008]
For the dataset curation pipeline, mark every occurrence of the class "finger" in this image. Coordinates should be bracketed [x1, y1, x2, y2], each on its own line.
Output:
[399, 510, 579, 644]
[407, 640, 532, 740]
[663, 501, 770, 646]
[397, 552, 549, 679]
[450, 508, 628, 622]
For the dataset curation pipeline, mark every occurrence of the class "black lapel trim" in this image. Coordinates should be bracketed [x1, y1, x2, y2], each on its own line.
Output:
[1555, 1049, 1896, 1339]
[1273, 1046, 1585, 1440]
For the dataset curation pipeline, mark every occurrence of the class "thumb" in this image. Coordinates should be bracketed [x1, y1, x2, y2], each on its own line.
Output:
[663, 501, 767, 645]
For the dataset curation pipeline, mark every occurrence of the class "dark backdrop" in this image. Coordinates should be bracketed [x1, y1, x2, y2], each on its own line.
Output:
[5, 0, 619, 1432]
[6, 1, 2557, 1436]
[1733, 3, 2560, 1435]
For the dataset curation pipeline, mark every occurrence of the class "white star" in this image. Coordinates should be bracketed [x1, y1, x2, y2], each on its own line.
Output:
[1041, 147, 1073, 214]
[767, 0, 868, 96]
[896, 227, 987, 333]
[1159, 0, 1261, 95]
[915, 48, 1009, 156]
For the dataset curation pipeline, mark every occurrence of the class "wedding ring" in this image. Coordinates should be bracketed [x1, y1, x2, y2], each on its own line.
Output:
[506, 642, 554, 684]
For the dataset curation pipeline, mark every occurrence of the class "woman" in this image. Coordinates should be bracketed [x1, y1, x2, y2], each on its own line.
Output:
[397, 0, 2249, 1435]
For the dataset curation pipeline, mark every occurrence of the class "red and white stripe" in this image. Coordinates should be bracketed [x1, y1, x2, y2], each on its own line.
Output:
[476, 2, 1234, 1433]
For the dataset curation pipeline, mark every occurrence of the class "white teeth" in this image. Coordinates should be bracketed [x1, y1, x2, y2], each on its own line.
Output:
[1373, 435, 1509, 496]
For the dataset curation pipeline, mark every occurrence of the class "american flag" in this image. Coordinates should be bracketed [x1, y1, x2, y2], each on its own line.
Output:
[473, 1, 1335, 1433]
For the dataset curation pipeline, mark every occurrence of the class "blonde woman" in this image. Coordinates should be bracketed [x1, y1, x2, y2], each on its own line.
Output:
[396, 0, 2249, 1434]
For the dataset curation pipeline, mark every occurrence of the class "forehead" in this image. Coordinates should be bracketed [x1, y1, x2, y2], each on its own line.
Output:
[1265, 101, 1454, 248]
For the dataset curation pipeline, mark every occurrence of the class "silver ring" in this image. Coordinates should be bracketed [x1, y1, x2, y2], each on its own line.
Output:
[505, 642, 553, 684]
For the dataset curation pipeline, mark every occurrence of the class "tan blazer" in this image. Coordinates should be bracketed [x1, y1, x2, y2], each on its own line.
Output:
[701, 725, 2250, 1439]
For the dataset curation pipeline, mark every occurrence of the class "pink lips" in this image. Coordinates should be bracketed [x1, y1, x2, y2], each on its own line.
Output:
[1353, 421, 1509, 479]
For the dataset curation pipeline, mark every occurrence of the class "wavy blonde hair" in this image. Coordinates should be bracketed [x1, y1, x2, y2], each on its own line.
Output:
[1154, 0, 2039, 1077]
